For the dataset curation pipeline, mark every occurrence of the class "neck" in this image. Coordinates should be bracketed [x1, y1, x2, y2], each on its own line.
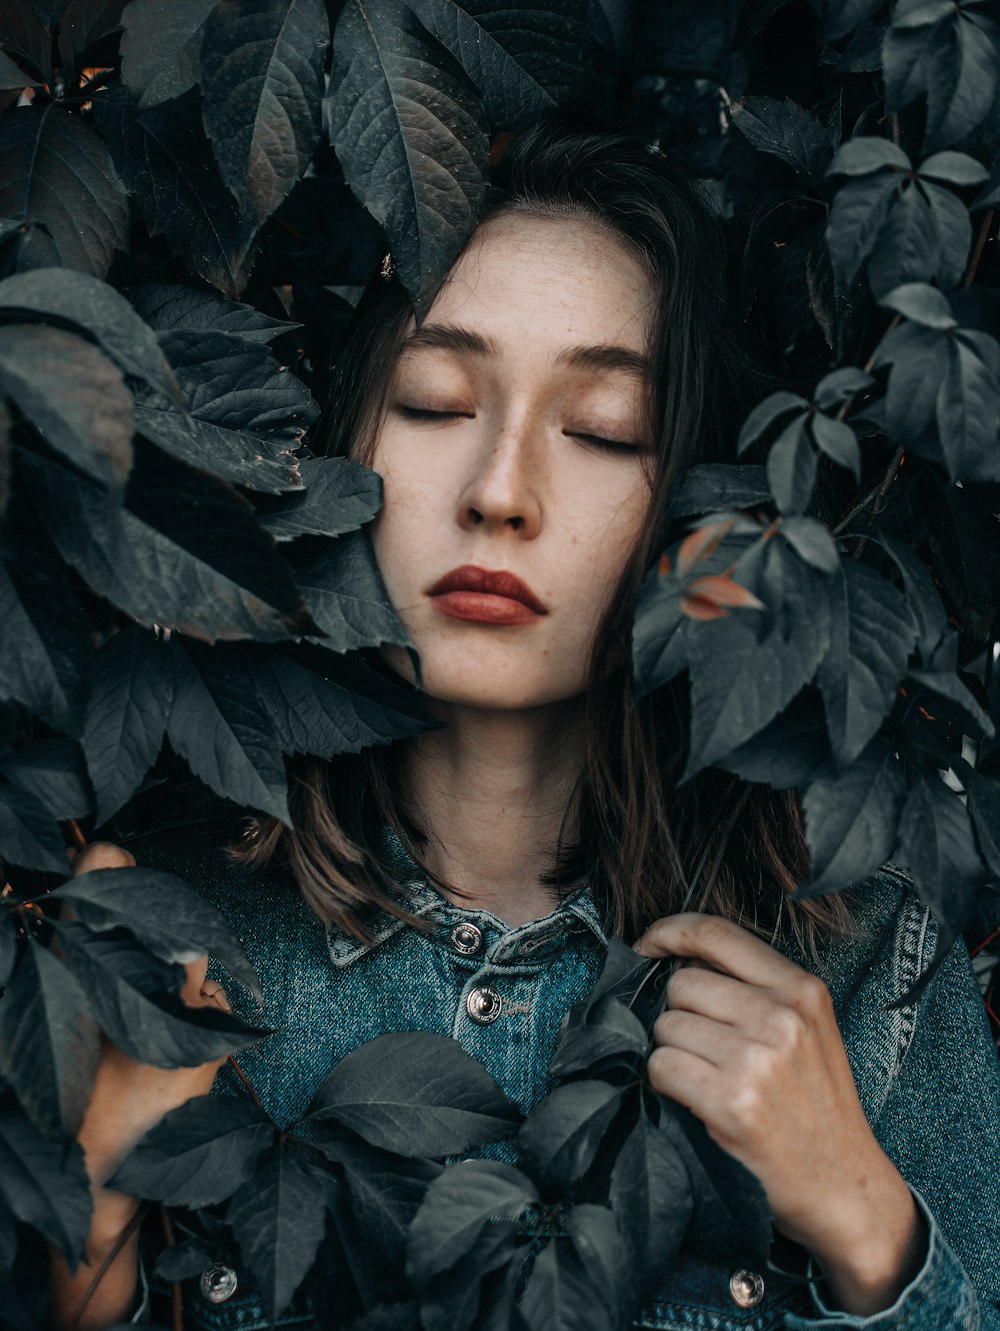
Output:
[397, 698, 586, 926]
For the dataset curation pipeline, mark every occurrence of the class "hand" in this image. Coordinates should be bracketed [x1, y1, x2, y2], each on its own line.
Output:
[634, 912, 927, 1316]
[48, 842, 231, 1331]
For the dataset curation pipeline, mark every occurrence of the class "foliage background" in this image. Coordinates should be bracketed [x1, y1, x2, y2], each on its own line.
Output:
[0, 0, 999, 1326]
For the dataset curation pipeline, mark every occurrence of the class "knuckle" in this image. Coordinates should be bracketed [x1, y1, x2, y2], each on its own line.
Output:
[787, 972, 831, 1018]
[72, 841, 136, 874]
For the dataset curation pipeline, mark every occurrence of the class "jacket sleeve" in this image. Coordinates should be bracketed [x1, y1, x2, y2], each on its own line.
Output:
[785, 929, 1000, 1330]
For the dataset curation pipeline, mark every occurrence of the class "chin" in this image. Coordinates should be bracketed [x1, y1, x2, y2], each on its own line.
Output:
[379, 645, 582, 712]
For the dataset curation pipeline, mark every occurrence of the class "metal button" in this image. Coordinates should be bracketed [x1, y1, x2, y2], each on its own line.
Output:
[466, 985, 502, 1024]
[729, 1269, 765, 1308]
[200, 1264, 238, 1303]
[450, 921, 483, 956]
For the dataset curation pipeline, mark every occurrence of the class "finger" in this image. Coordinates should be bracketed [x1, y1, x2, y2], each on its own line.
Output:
[634, 912, 805, 987]
[199, 980, 231, 1013]
[71, 842, 136, 876]
[180, 955, 209, 1006]
[647, 1043, 719, 1120]
[665, 964, 772, 1029]
[653, 1008, 746, 1069]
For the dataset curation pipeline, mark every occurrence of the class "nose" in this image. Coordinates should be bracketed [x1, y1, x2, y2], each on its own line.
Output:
[457, 417, 542, 539]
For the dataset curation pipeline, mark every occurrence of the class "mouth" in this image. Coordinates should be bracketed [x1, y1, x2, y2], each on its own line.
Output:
[427, 565, 549, 625]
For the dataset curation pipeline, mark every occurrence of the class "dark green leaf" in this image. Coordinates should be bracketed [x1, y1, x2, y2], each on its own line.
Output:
[21, 445, 313, 644]
[166, 635, 290, 824]
[631, 562, 688, 701]
[0, 44, 42, 90]
[119, 0, 215, 110]
[660, 1105, 772, 1266]
[826, 172, 900, 290]
[124, 281, 298, 343]
[719, 687, 830, 790]
[325, 0, 489, 311]
[296, 530, 413, 655]
[767, 416, 816, 514]
[797, 738, 908, 897]
[866, 184, 941, 300]
[810, 415, 860, 481]
[517, 1079, 622, 1195]
[962, 763, 1000, 878]
[732, 96, 833, 184]
[56, 0, 128, 79]
[407, 1159, 536, 1287]
[83, 626, 173, 824]
[906, 668, 994, 740]
[53, 860, 263, 1001]
[735, 392, 806, 456]
[875, 320, 947, 455]
[93, 83, 258, 298]
[817, 560, 916, 765]
[54, 920, 268, 1066]
[0, 738, 91, 820]
[0, 267, 181, 403]
[109, 1095, 274, 1205]
[518, 1228, 615, 1331]
[667, 464, 770, 517]
[0, 323, 133, 488]
[0, 939, 99, 1136]
[877, 535, 948, 662]
[133, 328, 315, 493]
[0, 551, 88, 735]
[0, 1094, 92, 1262]
[227, 1140, 326, 1323]
[826, 137, 910, 177]
[0, 105, 128, 278]
[937, 331, 1000, 482]
[548, 993, 649, 1078]
[812, 367, 874, 411]
[416, 1220, 519, 1331]
[411, 0, 593, 126]
[608, 1114, 690, 1302]
[780, 516, 840, 573]
[0, 778, 67, 872]
[307, 1031, 520, 1155]
[200, 0, 328, 240]
[918, 149, 989, 187]
[259, 457, 382, 542]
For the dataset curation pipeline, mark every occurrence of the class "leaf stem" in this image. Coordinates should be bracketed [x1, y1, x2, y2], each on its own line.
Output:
[67, 1202, 151, 1331]
[963, 209, 995, 288]
[227, 1054, 264, 1108]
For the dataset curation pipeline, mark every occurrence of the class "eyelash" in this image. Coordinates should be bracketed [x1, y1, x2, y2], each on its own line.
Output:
[395, 407, 639, 455]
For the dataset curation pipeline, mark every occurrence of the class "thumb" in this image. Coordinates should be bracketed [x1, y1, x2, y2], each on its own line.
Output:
[71, 841, 136, 876]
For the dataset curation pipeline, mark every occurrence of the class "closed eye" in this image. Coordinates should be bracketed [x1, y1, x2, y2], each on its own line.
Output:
[570, 431, 642, 456]
[395, 405, 474, 421]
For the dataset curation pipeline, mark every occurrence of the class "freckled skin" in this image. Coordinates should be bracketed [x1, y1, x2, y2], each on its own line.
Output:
[365, 211, 656, 711]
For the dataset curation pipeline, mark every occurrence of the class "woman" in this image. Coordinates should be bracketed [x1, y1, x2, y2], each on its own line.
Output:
[49, 119, 1000, 1331]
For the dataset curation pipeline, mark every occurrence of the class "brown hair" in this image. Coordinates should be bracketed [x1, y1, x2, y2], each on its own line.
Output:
[234, 115, 857, 957]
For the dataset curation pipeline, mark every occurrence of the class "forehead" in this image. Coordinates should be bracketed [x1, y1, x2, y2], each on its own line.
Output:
[411, 210, 656, 359]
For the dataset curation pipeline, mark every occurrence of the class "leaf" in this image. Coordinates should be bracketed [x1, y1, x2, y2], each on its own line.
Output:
[962, 763, 1000, 878]
[119, 0, 215, 109]
[410, 0, 593, 126]
[0, 104, 128, 278]
[0, 267, 181, 403]
[259, 457, 382, 541]
[666, 463, 770, 517]
[227, 1140, 326, 1323]
[83, 626, 172, 824]
[0, 778, 68, 872]
[325, 0, 489, 311]
[0, 323, 133, 488]
[548, 993, 649, 1079]
[937, 331, 1000, 482]
[306, 1030, 520, 1156]
[797, 738, 908, 897]
[810, 414, 860, 480]
[874, 320, 947, 455]
[812, 366, 874, 411]
[518, 1225, 617, 1331]
[53, 860, 263, 1001]
[877, 535, 948, 661]
[416, 1220, 519, 1331]
[880, 281, 956, 329]
[124, 280, 298, 343]
[767, 416, 816, 514]
[719, 687, 830, 790]
[826, 172, 901, 290]
[608, 1114, 690, 1302]
[631, 563, 689, 700]
[735, 391, 806, 456]
[0, 738, 93, 821]
[826, 137, 910, 176]
[866, 183, 942, 300]
[517, 1079, 622, 1195]
[20, 444, 314, 644]
[905, 668, 994, 740]
[295, 530, 413, 654]
[682, 539, 834, 777]
[93, 83, 259, 298]
[0, 550, 88, 735]
[56, 0, 129, 79]
[0, 1094, 92, 1263]
[732, 96, 833, 184]
[200, 0, 328, 240]
[407, 1160, 537, 1287]
[132, 328, 315, 493]
[54, 920, 269, 1067]
[780, 516, 840, 574]
[918, 149, 989, 187]
[165, 635, 290, 824]
[109, 1095, 274, 1205]
[0, 939, 100, 1137]
[817, 560, 917, 766]
[659, 1105, 772, 1266]
[0, 48, 39, 91]
[0, 3, 53, 84]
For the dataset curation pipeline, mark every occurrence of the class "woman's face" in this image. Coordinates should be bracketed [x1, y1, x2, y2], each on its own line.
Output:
[367, 210, 658, 710]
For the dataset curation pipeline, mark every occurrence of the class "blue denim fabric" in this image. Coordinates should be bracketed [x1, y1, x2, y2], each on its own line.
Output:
[124, 822, 1000, 1331]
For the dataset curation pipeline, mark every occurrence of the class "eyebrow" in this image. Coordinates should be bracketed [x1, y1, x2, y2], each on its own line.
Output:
[400, 322, 653, 380]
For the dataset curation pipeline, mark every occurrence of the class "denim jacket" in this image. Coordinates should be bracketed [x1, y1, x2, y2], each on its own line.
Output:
[124, 820, 1000, 1331]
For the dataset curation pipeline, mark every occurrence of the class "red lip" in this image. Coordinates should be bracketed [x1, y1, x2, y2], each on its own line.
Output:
[427, 565, 548, 624]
